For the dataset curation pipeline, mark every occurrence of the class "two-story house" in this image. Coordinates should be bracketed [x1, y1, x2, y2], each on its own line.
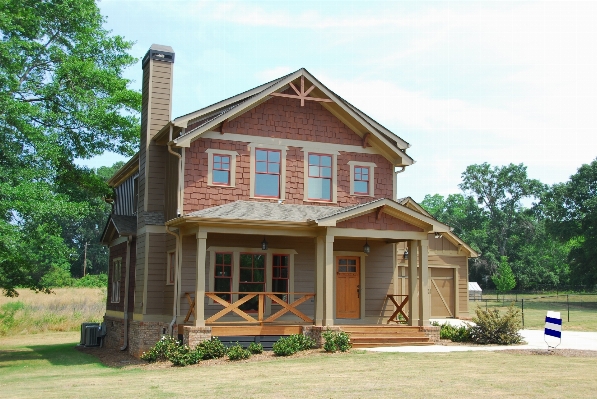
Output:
[101, 44, 477, 356]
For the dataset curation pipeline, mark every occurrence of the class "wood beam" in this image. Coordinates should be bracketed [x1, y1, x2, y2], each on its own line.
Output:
[362, 132, 370, 148]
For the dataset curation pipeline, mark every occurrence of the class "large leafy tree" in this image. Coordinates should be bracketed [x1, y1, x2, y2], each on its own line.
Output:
[542, 159, 597, 286]
[0, 0, 140, 296]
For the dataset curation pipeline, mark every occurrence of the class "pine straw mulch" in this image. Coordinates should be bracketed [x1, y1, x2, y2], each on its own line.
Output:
[76, 345, 350, 369]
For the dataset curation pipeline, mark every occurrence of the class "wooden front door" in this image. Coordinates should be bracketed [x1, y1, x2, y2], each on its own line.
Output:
[336, 256, 360, 319]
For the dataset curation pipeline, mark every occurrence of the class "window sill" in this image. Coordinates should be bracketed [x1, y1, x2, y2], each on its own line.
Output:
[303, 199, 337, 204]
[350, 193, 374, 197]
[207, 183, 236, 189]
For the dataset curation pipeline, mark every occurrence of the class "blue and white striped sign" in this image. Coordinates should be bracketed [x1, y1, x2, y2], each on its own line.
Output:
[545, 311, 562, 339]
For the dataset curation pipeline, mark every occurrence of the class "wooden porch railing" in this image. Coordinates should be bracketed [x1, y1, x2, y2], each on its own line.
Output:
[386, 294, 409, 324]
[195, 292, 316, 324]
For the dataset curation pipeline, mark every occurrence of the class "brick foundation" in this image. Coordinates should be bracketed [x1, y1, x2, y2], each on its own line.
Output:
[302, 325, 342, 348]
[104, 316, 175, 358]
[182, 326, 212, 348]
[420, 326, 440, 343]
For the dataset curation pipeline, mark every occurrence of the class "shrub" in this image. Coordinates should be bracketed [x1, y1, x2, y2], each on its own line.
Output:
[140, 335, 180, 362]
[470, 305, 522, 345]
[73, 274, 108, 288]
[322, 330, 352, 352]
[272, 334, 315, 356]
[439, 323, 471, 343]
[227, 343, 251, 361]
[248, 342, 263, 354]
[169, 344, 202, 367]
[197, 337, 227, 360]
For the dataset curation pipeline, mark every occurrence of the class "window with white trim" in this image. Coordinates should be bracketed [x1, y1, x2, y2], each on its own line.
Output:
[111, 258, 122, 303]
[348, 161, 377, 197]
[307, 153, 333, 201]
[303, 150, 338, 203]
[205, 149, 238, 187]
[248, 144, 288, 200]
[167, 251, 175, 285]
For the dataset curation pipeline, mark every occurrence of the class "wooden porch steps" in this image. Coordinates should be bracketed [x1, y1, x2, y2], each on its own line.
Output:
[340, 325, 434, 348]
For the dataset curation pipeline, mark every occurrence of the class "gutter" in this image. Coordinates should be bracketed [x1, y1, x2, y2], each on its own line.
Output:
[167, 125, 183, 217]
[120, 235, 132, 351]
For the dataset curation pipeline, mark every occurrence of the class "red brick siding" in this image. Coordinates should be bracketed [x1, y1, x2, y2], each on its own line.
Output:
[183, 96, 394, 212]
[336, 211, 423, 231]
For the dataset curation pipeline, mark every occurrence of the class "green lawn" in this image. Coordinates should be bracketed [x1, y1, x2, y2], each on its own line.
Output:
[469, 294, 597, 331]
[1, 332, 597, 399]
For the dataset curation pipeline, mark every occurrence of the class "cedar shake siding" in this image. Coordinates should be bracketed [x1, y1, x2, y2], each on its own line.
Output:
[183, 96, 394, 212]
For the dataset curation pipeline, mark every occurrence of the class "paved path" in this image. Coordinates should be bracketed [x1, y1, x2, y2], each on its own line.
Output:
[364, 329, 597, 353]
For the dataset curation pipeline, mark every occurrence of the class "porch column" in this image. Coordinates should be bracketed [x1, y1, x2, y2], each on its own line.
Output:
[315, 236, 325, 326]
[324, 234, 335, 326]
[418, 239, 430, 326]
[195, 230, 207, 327]
[407, 240, 419, 326]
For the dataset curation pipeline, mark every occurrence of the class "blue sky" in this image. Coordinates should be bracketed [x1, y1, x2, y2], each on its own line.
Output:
[80, 0, 597, 202]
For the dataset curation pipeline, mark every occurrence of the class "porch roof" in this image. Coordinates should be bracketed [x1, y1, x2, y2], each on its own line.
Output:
[173, 198, 450, 232]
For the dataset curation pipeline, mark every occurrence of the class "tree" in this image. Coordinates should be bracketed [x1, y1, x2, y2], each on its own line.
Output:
[0, 0, 140, 296]
[492, 256, 516, 299]
[542, 158, 597, 286]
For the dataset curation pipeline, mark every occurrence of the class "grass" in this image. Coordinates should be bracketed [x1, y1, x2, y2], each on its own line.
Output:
[469, 294, 597, 331]
[0, 288, 106, 337]
[1, 332, 597, 399]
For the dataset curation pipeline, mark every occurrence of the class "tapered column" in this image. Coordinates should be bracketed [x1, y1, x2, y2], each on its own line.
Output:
[418, 240, 430, 326]
[407, 240, 419, 326]
[315, 236, 325, 326]
[324, 235, 335, 326]
[195, 230, 207, 327]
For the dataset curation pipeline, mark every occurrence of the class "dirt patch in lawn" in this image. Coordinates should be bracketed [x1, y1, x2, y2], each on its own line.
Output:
[76, 345, 350, 369]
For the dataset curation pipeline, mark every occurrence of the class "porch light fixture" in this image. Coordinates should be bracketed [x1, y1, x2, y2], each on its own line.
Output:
[403, 249, 409, 260]
[261, 236, 268, 250]
[363, 239, 370, 254]
[434, 232, 443, 239]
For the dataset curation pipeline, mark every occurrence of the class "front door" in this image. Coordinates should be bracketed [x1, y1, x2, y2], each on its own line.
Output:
[336, 256, 360, 319]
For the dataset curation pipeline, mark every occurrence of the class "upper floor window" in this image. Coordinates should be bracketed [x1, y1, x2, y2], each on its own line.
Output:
[212, 154, 230, 185]
[348, 161, 377, 197]
[255, 149, 281, 198]
[206, 149, 238, 187]
[308, 154, 332, 201]
[354, 166, 369, 195]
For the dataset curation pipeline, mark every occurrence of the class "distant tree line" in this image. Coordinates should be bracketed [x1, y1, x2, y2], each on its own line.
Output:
[421, 160, 597, 291]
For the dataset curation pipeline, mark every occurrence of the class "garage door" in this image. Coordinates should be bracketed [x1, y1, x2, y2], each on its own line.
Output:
[430, 267, 455, 318]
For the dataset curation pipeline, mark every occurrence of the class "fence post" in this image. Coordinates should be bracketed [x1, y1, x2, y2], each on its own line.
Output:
[521, 299, 525, 329]
[567, 294, 570, 322]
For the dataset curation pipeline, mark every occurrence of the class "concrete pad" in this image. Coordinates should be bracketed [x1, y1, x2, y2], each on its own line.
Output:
[363, 330, 597, 353]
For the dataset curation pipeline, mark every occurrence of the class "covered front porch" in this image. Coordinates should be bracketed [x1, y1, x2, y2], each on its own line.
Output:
[165, 200, 450, 345]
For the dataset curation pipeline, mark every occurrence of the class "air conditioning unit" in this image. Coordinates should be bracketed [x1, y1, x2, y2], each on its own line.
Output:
[84, 325, 100, 347]
[80, 323, 100, 345]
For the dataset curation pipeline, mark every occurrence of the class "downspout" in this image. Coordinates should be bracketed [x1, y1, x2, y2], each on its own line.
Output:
[393, 166, 406, 201]
[166, 227, 181, 336]
[120, 235, 132, 351]
[166, 123, 184, 336]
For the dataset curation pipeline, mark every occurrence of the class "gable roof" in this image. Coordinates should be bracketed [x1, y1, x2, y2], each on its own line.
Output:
[168, 69, 414, 167]
[100, 214, 137, 244]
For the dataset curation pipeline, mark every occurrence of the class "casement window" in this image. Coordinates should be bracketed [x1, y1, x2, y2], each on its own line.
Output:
[167, 251, 176, 285]
[254, 149, 281, 198]
[205, 149, 238, 187]
[348, 161, 377, 197]
[111, 258, 122, 303]
[272, 254, 290, 302]
[307, 153, 333, 201]
[214, 252, 233, 302]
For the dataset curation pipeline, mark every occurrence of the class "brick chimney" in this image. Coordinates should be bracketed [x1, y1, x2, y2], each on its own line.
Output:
[137, 44, 175, 228]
